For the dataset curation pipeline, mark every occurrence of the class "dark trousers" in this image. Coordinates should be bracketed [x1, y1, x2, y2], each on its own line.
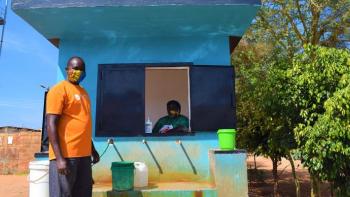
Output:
[49, 157, 92, 197]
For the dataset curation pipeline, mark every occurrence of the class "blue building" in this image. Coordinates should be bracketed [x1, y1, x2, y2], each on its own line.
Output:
[12, 1, 260, 196]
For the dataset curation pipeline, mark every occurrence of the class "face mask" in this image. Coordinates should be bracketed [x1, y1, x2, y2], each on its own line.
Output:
[68, 70, 86, 84]
[169, 110, 179, 117]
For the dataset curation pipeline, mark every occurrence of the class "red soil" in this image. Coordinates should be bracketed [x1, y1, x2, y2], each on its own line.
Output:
[247, 156, 331, 197]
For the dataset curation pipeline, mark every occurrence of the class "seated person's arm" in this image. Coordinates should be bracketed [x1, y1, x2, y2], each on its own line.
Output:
[168, 116, 190, 133]
[153, 120, 187, 134]
[153, 117, 174, 134]
[168, 125, 189, 133]
[152, 120, 162, 134]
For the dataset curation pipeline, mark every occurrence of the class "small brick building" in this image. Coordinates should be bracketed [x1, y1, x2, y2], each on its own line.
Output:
[0, 126, 41, 174]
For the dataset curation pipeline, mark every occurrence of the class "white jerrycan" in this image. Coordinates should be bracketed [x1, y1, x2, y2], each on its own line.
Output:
[134, 162, 148, 188]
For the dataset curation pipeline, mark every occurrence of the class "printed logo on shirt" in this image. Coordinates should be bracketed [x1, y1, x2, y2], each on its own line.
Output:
[74, 94, 81, 101]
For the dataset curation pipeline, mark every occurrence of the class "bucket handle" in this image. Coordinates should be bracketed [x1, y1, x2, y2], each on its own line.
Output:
[28, 170, 49, 183]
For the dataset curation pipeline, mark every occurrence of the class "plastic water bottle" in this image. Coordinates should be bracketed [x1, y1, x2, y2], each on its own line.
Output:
[145, 117, 152, 134]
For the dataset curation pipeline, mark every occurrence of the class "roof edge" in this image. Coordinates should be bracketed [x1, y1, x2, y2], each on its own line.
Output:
[12, 0, 261, 10]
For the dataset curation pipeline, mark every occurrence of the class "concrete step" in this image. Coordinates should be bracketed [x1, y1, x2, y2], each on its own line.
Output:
[93, 182, 217, 197]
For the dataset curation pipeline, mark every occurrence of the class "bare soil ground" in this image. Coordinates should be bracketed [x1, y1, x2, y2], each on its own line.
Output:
[0, 174, 28, 197]
[247, 156, 331, 197]
[0, 156, 331, 197]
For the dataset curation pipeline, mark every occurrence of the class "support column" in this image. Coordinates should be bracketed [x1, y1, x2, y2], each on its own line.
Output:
[209, 149, 248, 197]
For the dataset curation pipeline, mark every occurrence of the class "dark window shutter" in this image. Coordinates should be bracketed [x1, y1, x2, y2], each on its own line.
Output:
[190, 66, 236, 131]
[96, 65, 145, 137]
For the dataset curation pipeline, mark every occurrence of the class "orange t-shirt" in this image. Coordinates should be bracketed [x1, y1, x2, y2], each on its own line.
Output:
[46, 80, 92, 160]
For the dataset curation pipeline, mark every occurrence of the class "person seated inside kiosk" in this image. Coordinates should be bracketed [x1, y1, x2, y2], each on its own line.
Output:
[152, 100, 190, 134]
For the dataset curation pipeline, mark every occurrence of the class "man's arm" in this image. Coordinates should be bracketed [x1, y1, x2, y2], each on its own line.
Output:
[91, 141, 100, 164]
[168, 126, 189, 133]
[46, 114, 69, 175]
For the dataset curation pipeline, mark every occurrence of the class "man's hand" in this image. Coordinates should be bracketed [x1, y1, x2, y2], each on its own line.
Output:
[160, 128, 170, 134]
[92, 149, 100, 164]
[56, 158, 69, 175]
[160, 125, 173, 134]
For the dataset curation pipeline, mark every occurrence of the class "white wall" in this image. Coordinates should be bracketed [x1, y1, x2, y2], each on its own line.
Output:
[145, 68, 190, 125]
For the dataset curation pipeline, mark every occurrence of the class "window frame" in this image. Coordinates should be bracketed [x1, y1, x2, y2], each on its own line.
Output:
[95, 63, 236, 137]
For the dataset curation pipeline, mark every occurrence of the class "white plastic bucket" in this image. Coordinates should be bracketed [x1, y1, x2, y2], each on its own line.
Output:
[29, 160, 49, 197]
[134, 162, 148, 188]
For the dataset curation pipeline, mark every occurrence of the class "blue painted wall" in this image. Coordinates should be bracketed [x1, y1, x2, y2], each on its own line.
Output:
[56, 36, 231, 183]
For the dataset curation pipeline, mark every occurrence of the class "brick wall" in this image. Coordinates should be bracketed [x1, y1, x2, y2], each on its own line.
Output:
[0, 129, 41, 174]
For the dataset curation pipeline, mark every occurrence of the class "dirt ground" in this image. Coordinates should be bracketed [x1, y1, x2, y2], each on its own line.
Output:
[0, 174, 28, 197]
[247, 156, 331, 197]
[0, 156, 330, 197]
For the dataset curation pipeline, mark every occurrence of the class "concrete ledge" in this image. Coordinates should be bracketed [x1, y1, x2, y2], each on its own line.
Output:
[93, 182, 217, 197]
[210, 149, 247, 154]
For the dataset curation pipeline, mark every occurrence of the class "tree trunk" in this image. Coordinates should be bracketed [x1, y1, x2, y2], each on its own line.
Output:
[287, 152, 300, 197]
[272, 157, 279, 197]
[310, 174, 321, 197]
[254, 154, 257, 171]
[330, 182, 334, 197]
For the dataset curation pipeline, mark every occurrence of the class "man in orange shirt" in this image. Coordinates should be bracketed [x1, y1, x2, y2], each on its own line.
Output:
[46, 56, 99, 197]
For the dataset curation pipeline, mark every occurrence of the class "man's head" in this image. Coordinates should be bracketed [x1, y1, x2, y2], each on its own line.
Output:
[65, 56, 86, 84]
[167, 100, 181, 117]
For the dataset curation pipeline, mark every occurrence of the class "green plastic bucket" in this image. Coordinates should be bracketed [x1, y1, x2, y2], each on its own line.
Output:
[217, 129, 236, 150]
[111, 162, 135, 191]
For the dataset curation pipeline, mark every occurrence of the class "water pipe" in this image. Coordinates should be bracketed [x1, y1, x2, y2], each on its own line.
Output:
[143, 139, 163, 174]
[97, 138, 124, 163]
[177, 140, 197, 174]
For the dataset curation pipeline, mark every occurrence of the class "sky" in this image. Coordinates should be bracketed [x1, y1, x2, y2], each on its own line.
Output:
[0, 0, 58, 129]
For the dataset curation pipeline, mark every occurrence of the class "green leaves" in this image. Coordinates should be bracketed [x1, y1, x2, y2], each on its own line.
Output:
[236, 43, 350, 195]
[291, 45, 350, 195]
[288, 45, 350, 123]
[234, 0, 350, 194]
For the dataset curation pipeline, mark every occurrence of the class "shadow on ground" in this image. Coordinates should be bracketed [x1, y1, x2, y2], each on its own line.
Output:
[247, 156, 331, 197]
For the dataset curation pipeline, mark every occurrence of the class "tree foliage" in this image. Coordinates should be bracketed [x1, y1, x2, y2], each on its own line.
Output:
[235, 42, 299, 196]
[233, 0, 350, 195]
[255, 0, 350, 56]
[288, 45, 350, 195]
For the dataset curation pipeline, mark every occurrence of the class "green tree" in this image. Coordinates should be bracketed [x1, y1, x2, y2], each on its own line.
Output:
[288, 45, 350, 196]
[236, 51, 300, 196]
[234, 0, 350, 196]
[255, 0, 350, 57]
